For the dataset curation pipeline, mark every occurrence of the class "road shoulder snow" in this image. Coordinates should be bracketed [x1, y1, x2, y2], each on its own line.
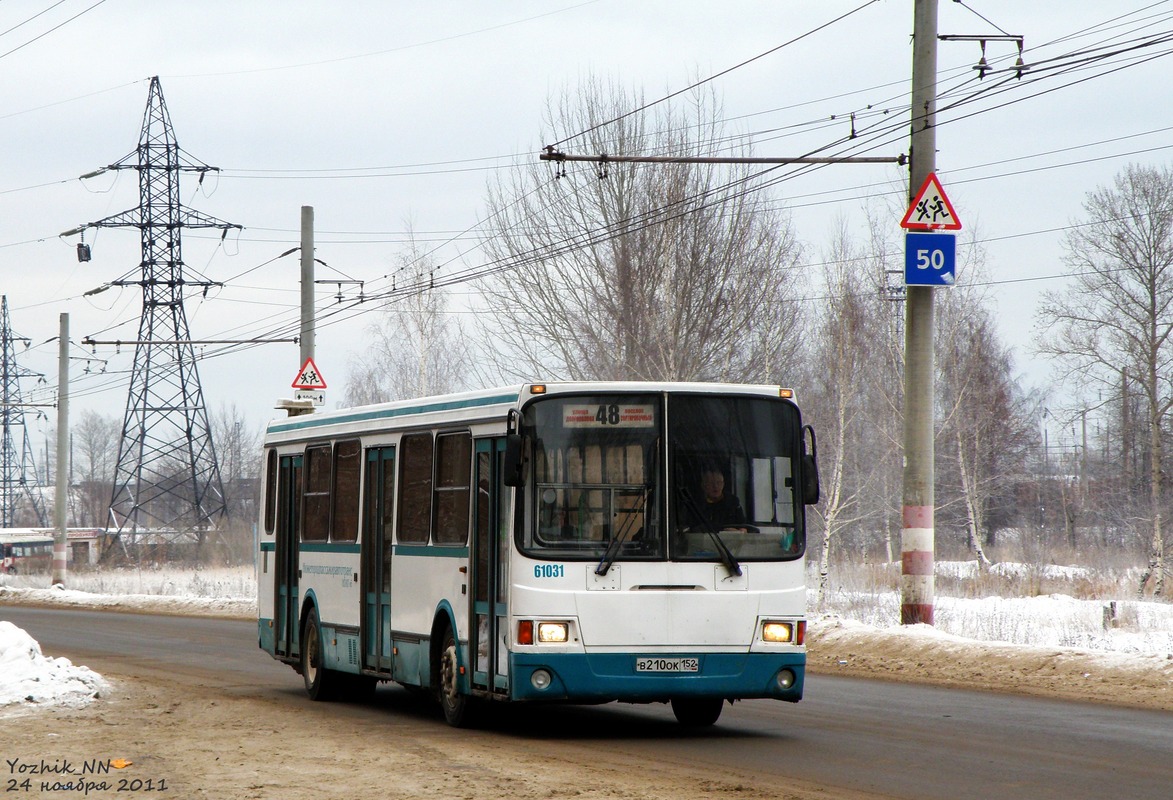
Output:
[2, 587, 1170, 713]
[807, 615, 1173, 711]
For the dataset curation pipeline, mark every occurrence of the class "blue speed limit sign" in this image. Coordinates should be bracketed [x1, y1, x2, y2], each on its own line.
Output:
[904, 232, 956, 286]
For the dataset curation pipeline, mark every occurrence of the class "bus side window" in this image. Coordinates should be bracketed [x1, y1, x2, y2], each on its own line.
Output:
[398, 433, 434, 544]
[264, 449, 278, 535]
[303, 445, 331, 541]
[332, 439, 361, 542]
[434, 432, 472, 545]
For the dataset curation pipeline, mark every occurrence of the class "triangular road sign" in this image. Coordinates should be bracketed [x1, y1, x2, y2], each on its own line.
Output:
[900, 172, 962, 231]
[292, 357, 327, 390]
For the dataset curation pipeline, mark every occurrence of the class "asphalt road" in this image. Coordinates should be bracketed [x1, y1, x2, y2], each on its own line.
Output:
[4, 606, 1171, 800]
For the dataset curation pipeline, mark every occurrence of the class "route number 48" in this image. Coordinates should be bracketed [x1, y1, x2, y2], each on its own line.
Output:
[595, 404, 621, 425]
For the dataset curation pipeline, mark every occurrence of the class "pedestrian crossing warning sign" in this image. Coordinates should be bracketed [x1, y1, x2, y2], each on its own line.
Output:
[292, 358, 327, 390]
[900, 172, 962, 231]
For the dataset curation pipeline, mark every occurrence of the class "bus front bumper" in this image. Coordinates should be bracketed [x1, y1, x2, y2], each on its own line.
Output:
[509, 651, 804, 703]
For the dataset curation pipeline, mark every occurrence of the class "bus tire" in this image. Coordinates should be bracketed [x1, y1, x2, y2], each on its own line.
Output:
[671, 697, 724, 726]
[437, 625, 474, 727]
[301, 606, 339, 702]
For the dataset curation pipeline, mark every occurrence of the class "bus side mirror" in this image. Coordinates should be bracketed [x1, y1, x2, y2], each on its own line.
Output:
[801, 424, 820, 505]
[503, 433, 524, 487]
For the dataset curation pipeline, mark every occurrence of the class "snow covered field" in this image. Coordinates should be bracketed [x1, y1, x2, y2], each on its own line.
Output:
[0, 565, 256, 619]
[819, 561, 1173, 659]
[1, 560, 1170, 715]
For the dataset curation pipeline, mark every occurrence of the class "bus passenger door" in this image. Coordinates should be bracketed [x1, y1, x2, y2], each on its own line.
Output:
[361, 447, 396, 672]
[274, 453, 302, 659]
[472, 438, 510, 694]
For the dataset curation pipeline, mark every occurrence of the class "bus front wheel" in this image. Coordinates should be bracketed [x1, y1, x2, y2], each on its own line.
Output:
[671, 697, 724, 726]
[437, 626, 473, 727]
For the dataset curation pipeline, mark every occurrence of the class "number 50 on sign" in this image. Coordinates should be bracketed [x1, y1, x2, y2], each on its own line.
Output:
[904, 232, 956, 286]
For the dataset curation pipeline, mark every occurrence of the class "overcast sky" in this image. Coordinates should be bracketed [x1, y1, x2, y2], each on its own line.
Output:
[2, 1, 1170, 455]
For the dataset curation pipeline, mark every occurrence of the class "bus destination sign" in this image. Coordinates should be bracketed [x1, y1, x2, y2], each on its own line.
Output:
[563, 404, 655, 428]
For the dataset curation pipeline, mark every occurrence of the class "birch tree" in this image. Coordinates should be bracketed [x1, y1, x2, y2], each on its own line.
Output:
[937, 302, 1034, 566]
[346, 231, 471, 404]
[1037, 163, 1173, 596]
[803, 221, 893, 605]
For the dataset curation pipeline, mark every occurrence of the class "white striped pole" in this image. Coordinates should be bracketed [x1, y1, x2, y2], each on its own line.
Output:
[902, 0, 938, 625]
[901, 505, 934, 624]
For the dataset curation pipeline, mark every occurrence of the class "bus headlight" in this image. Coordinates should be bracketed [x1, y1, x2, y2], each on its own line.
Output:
[531, 669, 553, 690]
[762, 619, 805, 645]
[762, 621, 794, 643]
[537, 622, 569, 643]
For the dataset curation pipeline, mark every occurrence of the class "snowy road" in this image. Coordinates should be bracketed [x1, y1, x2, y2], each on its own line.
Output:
[3, 606, 1171, 800]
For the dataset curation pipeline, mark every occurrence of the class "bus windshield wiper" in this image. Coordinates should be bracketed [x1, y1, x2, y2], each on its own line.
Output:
[679, 489, 742, 578]
[595, 534, 624, 577]
[595, 489, 647, 577]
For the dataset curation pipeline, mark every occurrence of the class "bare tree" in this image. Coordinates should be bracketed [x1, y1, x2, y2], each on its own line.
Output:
[206, 404, 263, 564]
[345, 228, 471, 404]
[477, 78, 805, 382]
[936, 297, 1034, 566]
[803, 219, 893, 605]
[70, 410, 120, 527]
[852, 206, 911, 564]
[210, 403, 262, 520]
[1037, 163, 1173, 596]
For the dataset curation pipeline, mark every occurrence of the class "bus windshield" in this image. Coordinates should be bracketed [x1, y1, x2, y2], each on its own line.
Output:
[519, 392, 804, 563]
[522, 394, 663, 560]
[669, 395, 803, 561]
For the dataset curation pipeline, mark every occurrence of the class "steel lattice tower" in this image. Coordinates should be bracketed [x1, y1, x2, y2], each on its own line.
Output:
[0, 295, 48, 528]
[80, 77, 240, 542]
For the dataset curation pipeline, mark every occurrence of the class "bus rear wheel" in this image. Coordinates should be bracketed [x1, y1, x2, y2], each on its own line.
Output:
[671, 697, 724, 726]
[302, 607, 339, 701]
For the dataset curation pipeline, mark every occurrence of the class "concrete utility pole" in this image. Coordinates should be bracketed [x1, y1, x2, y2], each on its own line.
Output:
[902, 0, 938, 625]
[300, 206, 315, 367]
[52, 313, 68, 586]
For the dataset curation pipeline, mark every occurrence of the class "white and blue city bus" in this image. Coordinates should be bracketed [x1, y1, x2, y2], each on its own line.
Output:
[257, 382, 819, 727]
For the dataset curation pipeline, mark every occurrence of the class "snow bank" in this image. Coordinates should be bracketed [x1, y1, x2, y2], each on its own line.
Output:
[0, 621, 108, 715]
[808, 614, 1173, 709]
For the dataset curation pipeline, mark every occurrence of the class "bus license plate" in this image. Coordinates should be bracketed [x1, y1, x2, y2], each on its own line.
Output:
[635, 657, 699, 673]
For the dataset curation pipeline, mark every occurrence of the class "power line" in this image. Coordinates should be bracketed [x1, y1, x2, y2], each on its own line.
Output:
[0, 0, 110, 61]
[27, 4, 1173, 387]
[167, 0, 602, 79]
[546, 0, 884, 149]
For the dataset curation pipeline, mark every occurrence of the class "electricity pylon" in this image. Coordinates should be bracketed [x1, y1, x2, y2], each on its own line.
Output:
[71, 77, 240, 548]
[0, 295, 48, 528]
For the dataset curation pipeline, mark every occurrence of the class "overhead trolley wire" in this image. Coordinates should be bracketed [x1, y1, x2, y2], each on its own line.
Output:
[545, 0, 884, 150]
[64, 5, 1173, 380]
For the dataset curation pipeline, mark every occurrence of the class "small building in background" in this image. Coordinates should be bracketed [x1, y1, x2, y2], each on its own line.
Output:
[0, 528, 103, 574]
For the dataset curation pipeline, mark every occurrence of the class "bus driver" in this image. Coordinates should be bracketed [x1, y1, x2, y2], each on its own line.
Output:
[690, 467, 747, 531]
